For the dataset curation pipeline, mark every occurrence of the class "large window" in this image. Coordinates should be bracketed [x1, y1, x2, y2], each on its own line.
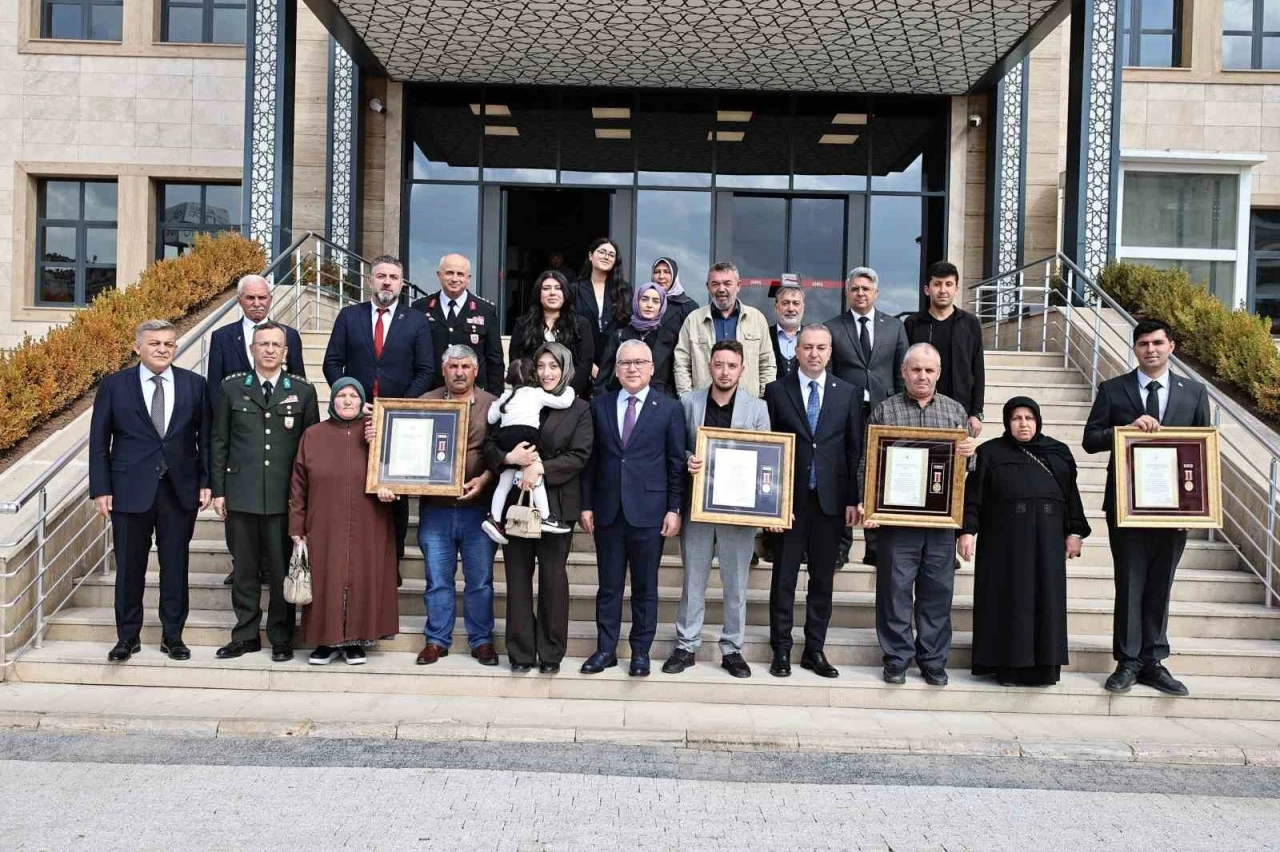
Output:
[1119, 0, 1182, 67]
[1250, 210, 1280, 331]
[40, 0, 121, 40]
[161, 0, 246, 43]
[158, 183, 241, 258]
[35, 180, 117, 307]
[1223, 0, 1280, 70]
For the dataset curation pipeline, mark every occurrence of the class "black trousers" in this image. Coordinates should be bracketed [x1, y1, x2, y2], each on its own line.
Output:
[594, 519, 663, 655]
[770, 490, 843, 655]
[226, 511, 293, 647]
[110, 477, 195, 643]
[1107, 515, 1187, 665]
[393, 497, 409, 561]
[504, 532, 572, 665]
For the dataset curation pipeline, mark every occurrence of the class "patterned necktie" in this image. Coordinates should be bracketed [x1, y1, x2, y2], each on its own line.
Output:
[1145, 380, 1162, 422]
[261, 380, 273, 401]
[858, 316, 872, 361]
[622, 395, 638, 446]
[807, 380, 820, 488]
[150, 375, 165, 436]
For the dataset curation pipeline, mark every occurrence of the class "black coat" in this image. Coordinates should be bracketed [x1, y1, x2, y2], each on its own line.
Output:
[411, 290, 504, 396]
[574, 278, 628, 368]
[903, 308, 985, 417]
[596, 323, 678, 398]
[661, 293, 699, 334]
[484, 399, 593, 522]
[508, 313, 596, 399]
[763, 374, 863, 516]
[769, 324, 798, 382]
[206, 320, 306, 405]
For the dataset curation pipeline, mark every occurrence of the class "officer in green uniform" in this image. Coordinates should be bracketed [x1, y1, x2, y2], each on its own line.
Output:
[210, 321, 320, 662]
[410, 253, 505, 396]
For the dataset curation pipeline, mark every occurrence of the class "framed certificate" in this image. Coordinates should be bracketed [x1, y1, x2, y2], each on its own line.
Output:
[365, 398, 469, 496]
[1113, 427, 1222, 528]
[862, 425, 967, 528]
[690, 427, 795, 528]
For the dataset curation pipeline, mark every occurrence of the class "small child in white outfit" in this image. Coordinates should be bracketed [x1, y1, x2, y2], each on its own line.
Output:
[482, 357, 576, 545]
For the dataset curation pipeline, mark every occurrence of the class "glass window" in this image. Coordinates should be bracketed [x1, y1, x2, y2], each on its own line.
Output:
[1252, 209, 1280, 331]
[715, 95, 789, 190]
[1144, 258, 1237, 304]
[482, 88, 557, 184]
[35, 179, 117, 307]
[633, 190, 711, 302]
[158, 182, 241, 259]
[1223, 0, 1280, 69]
[728, 195, 787, 279]
[161, 0, 245, 43]
[40, 0, 121, 39]
[559, 90, 634, 186]
[869, 101, 948, 193]
[407, 183, 479, 282]
[868, 194, 924, 317]
[1120, 0, 1181, 67]
[635, 92, 712, 188]
[408, 88, 481, 181]
[1122, 172, 1238, 250]
[792, 95, 868, 192]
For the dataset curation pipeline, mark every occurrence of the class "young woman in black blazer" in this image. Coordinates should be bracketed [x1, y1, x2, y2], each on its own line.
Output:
[509, 271, 595, 398]
[573, 237, 631, 381]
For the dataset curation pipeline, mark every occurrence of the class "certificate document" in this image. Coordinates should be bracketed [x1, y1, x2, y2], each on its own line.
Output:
[883, 445, 928, 508]
[711, 447, 759, 509]
[1133, 446, 1178, 509]
[387, 417, 433, 478]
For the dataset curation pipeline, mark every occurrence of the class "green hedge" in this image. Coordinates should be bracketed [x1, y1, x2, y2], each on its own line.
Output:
[1097, 261, 1280, 416]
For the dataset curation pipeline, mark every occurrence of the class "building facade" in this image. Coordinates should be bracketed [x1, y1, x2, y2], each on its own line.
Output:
[3, 0, 1279, 348]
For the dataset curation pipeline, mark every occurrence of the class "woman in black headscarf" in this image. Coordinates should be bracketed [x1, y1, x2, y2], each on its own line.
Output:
[651, 256, 698, 333]
[958, 396, 1090, 686]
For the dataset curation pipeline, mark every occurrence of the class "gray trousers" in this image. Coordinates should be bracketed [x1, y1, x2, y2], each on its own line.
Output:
[875, 526, 956, 668]
[676, 521, 756, 654]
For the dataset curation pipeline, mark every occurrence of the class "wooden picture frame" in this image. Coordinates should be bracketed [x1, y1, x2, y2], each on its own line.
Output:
[1113, 426, 1222, 529]
[689, 427, 796, 529]
[862, 425, 967, 529]
[365, 397, 470, 496]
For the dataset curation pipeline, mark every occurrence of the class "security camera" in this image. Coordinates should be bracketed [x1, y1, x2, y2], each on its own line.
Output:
[369, 98, 386, 114]
[967, 113, 983, 128]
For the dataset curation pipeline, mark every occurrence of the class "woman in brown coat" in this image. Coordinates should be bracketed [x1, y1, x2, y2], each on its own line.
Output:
[288, 377, 399, 664]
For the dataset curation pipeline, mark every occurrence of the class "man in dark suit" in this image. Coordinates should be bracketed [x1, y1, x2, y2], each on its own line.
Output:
[763, 324, 862, 680]
[89, 319, 212, 663]
[826, 266, 910, 567]
[207, 273, 306, 586]
[1083, 319, 1210, 697]
[323, 254, 434, 565]
[580, 338, 686, 677]
[410, 253, 504, 395]
[769, 283, 805, 382]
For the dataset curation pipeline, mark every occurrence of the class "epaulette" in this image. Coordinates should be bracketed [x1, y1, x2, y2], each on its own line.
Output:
[474, 294, 496, 308]
[285, 373, 311, 385]
[223, 372, 249, 382]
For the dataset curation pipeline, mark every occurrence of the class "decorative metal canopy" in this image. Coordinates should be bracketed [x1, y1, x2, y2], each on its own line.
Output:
[327, 0, 1062, 95]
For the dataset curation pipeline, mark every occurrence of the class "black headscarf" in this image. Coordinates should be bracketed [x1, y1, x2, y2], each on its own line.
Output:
[1001, 396, 1077, 498]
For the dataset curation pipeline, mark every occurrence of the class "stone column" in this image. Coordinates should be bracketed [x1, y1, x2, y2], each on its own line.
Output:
[325, 38, 361, 267]
[988, 58, 1028, 294]
[242, 0, 297, 262]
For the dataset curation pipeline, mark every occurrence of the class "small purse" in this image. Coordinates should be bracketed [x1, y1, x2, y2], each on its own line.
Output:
[284, 540, 313, 605]
[504, 489, 542, 539]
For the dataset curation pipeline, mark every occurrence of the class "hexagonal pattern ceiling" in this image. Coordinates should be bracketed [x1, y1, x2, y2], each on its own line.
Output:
[333, 0, 1060, 95]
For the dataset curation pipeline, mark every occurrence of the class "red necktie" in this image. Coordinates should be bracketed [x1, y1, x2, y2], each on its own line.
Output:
[373, 307, 388, 397]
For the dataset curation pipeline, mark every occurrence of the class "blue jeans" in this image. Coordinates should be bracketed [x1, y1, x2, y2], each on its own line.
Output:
[418, 503, 496, 650]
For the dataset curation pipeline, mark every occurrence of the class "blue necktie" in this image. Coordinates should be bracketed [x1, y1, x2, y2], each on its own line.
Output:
[807, 380, 820, 488]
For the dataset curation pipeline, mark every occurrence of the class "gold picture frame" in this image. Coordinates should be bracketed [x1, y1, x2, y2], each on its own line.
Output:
[862, 425, 967, 529]
[1113, 426, 1222, 529]
[365, 397, 470, 496]
[689, 427, 796, 529]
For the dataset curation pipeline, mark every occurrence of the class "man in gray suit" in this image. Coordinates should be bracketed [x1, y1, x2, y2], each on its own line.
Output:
[826, 266, 909, 566]
[663, 340, 771, 679]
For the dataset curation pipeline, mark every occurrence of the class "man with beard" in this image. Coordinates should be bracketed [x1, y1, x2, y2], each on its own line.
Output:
[674, 262, 776, 399]
[769, 284, 805, 382]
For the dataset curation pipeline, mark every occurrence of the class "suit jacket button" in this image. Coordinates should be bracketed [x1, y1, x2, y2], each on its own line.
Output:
[265, 429, 271, 434]
[264, 460, 270, 466]
[812, 442, 817, 448]
[264, 413, 271, 419]
[264, 444, 271, 450]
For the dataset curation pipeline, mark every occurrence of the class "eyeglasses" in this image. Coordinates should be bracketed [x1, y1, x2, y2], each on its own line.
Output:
[617, 359, 651, 369]
[594, 250, 617, 260]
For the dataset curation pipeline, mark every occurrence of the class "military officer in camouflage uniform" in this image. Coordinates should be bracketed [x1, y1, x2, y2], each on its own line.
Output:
[211, 321, 320, 662]
[411, 253, 504, 396]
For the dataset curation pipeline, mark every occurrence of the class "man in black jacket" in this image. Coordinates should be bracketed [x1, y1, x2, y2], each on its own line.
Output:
[903, 261, 985, 437]
[410, 253, 504, 396]
[769, 283, 805, 382]
[1083, 319, 1210, 697]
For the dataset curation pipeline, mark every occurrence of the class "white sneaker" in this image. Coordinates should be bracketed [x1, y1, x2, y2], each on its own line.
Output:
[481, 516, 509, 545]
[308, 646, 341, 666]
[540, 516, 572, 534]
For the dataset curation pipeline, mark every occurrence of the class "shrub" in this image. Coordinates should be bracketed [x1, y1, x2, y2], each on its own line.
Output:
[0, 233, 265, 452]
[1096, 261, 1280, 416]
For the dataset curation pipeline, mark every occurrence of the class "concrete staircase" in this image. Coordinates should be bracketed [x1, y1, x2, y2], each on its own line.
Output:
[11, 336, 1280, 721]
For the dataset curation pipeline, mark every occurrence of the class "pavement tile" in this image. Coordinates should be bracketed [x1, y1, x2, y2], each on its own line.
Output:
[686, 728, 801, 750]
[217, 718, 312, 738]
[38, 714, 130, 734]
[575, 727, 686, 746]
[125, 717, 219, 737]
[485, 724, 577, 743]
[1018, 740, 1134, 762]
[396, 722, 487, 742]
[0, 712, 40, 730]
[307, 721, 397, 739]
[1131, 743, 1248, 766]
[908, 738, 1022, 758]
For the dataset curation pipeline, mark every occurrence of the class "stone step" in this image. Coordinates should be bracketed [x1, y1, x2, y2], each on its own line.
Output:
[17, 638, 1280, 718]
[985, 383, 1092, 404]
[984, 351, 1072, 369]
[984, 366, 1088, 385]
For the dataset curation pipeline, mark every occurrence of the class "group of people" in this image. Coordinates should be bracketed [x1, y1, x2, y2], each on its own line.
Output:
[87, 239, 1207, 697]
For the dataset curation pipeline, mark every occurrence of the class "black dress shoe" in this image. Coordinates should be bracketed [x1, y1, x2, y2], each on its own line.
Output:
[629, 652, 651, 677]
[511, 661, 533, 672]
[920, 665, 948, 686]
[721, 653, 751, 678]
[539, 662, 560, 674]
[222, 572, 234, 586]
[862, 551, 877, 566]
[107, 639, 140, 662]
[801, 651, 839, 679]
[883, 663, 907, 684]
[769, 650, 791, 677]
[271, 645, 293, 662]
[662, 648, 696, 674]
[1138, 662, 1190, 697]
[580, 651, 618, 674]
[1104, 663, 1139, 693]
[215, 639, 262, 659]
[160, 638, 191, 661]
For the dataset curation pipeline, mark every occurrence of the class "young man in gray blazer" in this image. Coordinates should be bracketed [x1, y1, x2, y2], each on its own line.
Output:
[663, 340, 771, 678]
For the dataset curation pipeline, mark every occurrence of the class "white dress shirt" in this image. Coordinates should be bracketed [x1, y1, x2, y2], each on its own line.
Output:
[256, 368, 283, 395]
[139, 364, 175, 434]
[798, 369, 827, 412]
[850, 307, 876, 350]
[616, 385, 651, 439]
[1137, 369, 1170, 421]
[371, 301, 395, 339]
[776, 326, 798, 361]
[240, 315, 261, 367]
[440, 291, 469, 320]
